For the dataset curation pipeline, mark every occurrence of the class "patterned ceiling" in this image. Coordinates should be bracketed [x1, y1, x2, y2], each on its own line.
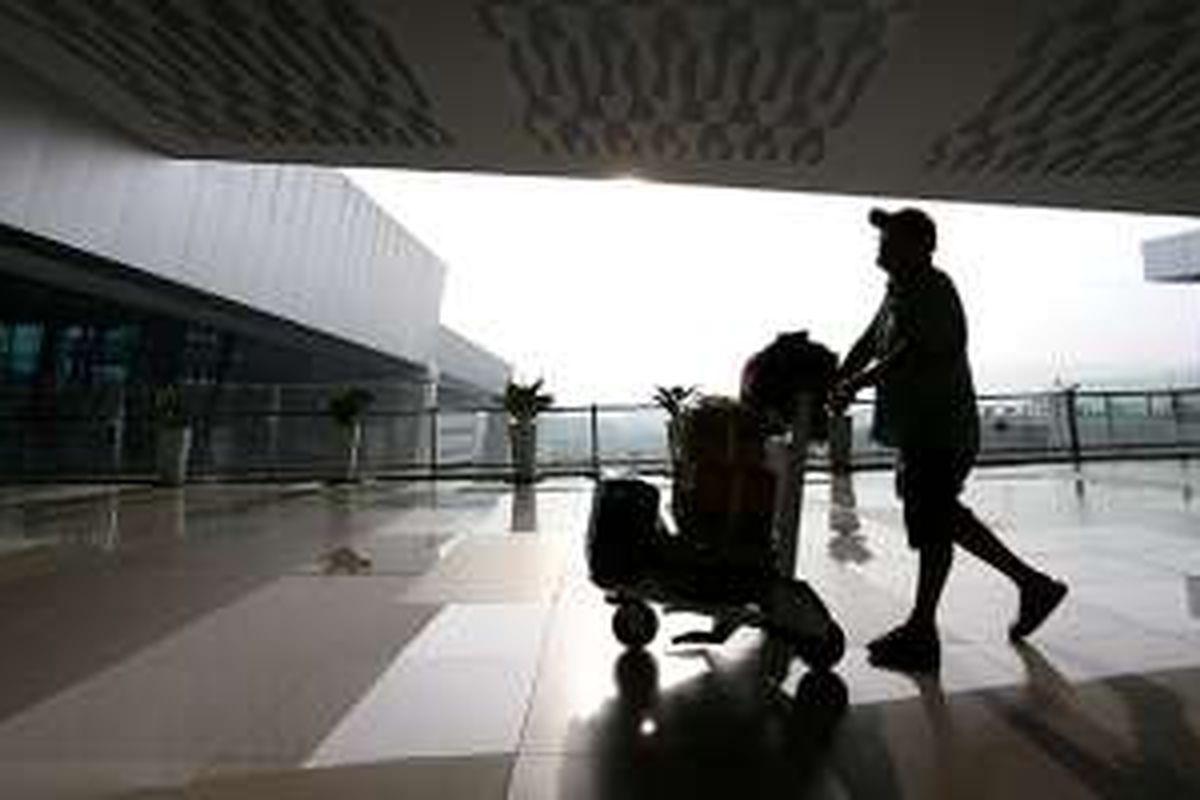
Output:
[926, 0, 1200, 182]
[2, 0, 1200, 214]
[477, 0, 909, 166]
[0, 0, 453, 149]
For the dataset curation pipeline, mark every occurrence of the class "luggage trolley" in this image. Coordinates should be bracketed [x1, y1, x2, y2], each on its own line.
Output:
[587, 392, 846, 676]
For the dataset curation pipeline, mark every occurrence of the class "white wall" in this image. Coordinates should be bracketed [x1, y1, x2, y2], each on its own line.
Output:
[0, 59, 446, 368]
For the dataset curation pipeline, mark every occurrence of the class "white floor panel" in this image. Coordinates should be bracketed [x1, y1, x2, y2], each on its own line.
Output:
[307, 603, 553, 765]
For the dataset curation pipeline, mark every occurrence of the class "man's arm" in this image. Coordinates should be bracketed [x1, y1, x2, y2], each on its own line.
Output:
[838, 304, 884, 379]
[830, 336, 909, 412]
[844, 337, 908, 391]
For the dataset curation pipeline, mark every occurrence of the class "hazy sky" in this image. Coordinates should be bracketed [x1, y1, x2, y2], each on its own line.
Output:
[347, 169, 1200, 403]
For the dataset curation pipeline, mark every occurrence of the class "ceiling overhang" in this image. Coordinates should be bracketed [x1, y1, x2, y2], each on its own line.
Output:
[3, 0, 1200, 215]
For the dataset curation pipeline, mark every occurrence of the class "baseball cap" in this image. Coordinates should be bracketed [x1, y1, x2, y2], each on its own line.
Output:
[869, 207, 937, 252]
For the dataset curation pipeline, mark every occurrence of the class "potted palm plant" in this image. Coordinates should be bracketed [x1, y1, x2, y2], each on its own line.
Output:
[327, 387, 375, 483]
[504, 379, 553, 483]
[152, 384, 192, 487]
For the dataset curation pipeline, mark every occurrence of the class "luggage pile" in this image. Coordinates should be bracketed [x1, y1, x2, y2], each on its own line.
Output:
[584, 330, 847, 670]
[587, 330, 839, 609]
[669, 331, 838, 565]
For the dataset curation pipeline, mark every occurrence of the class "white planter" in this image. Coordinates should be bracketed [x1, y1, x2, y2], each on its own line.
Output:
[510, 483, 538, 531]
[156, 426, 192, 487]
[509, 420, 537, 483]
[339, 421, 363, 483]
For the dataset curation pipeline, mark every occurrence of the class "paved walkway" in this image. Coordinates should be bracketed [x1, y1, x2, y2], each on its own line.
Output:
[0, 462, 1197, 798]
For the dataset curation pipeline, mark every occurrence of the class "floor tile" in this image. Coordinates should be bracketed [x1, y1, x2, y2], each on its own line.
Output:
[128, 755, 513, 800]
[308, 656, 537, 764]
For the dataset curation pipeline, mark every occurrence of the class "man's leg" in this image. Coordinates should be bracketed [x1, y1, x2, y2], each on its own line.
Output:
[868, 535, 948, 672]
[909, 540, 953, 631]
[867, 462, 950, 672]
[951, 504, 1040, 585]
[951, 504, 1067, 639]
[900, 452, 957, 631]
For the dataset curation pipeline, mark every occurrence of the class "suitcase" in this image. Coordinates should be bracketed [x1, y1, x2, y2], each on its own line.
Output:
[587, 478, 661, 589]
[673, 460, 776, 561]
[671, 397, 775, 561]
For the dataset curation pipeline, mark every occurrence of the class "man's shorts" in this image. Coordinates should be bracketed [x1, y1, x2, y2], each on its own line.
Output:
[895, 447, 977, 550]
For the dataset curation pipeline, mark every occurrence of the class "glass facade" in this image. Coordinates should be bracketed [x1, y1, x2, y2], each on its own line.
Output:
[0, 269, 239, 390]
[0, 241, 436, 479]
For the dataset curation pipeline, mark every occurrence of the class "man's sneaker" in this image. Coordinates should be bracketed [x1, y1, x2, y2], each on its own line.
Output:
[1010, 576, 1068, 641]
[867, 624, 940, 674]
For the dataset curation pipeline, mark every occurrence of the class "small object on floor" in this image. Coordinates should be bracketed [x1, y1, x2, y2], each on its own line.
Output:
[867, 623, 941, 674]
[1010, 576, 1068, 641]
[321, 546, 373, 575]
[828, 503, 862, 535]
[828, 531, 872, 565]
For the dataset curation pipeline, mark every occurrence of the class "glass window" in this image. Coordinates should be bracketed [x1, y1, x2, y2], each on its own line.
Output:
[97, 326, 136, 383]
[57, 325, 85, 383]
[9, 324, 43, 378]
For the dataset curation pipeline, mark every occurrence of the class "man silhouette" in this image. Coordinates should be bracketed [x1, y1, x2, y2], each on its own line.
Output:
[830, 207, 1067, 673]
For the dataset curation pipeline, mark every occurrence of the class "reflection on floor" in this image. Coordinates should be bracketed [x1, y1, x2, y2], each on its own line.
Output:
[0, 461, 1196, 798]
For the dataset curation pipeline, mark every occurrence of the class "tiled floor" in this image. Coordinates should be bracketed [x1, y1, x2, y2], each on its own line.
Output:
[0, 462, 1197, 799]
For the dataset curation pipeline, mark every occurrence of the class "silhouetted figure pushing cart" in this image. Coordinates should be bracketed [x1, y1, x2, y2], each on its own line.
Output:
[830, 207, 1068, 673]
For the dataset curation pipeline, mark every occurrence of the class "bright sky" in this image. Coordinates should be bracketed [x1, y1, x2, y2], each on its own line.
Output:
[347, 169, 1200, 404]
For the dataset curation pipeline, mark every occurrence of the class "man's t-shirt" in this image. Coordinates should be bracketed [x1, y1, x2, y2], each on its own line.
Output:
[870, 266, 980, 451]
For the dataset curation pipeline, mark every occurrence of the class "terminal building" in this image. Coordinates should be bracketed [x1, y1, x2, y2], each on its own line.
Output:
[0, 56, 510, 477]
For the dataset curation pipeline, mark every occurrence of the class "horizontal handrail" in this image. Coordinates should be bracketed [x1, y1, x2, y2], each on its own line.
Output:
[3, 386, 1198, 421]
[3, 385, 1199, 482]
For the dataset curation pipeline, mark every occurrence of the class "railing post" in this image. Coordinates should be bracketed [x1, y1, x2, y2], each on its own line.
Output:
[422, 378, 439, 479]
[1064, 387, 1081, 467]
[1171, 390, 1182, 444]
[589, 404, 600, 477]
[110, 384, 125, 476]
[829, 410, 853, 475]
[1103, 393, 1115, 445]
[429, 406, 439, 477]
[266, 385, 281, 477]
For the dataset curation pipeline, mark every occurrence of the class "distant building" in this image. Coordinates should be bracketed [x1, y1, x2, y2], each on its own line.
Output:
[1142, 230, 1200, 284]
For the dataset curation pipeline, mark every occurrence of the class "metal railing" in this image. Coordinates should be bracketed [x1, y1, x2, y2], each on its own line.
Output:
[1, 386, 1198, 482]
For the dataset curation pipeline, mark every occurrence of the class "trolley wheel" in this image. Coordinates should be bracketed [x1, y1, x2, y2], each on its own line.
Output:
[793, 669, 849, 724]
[795, 624, 846, 671]
[612, 600, 658, 648]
